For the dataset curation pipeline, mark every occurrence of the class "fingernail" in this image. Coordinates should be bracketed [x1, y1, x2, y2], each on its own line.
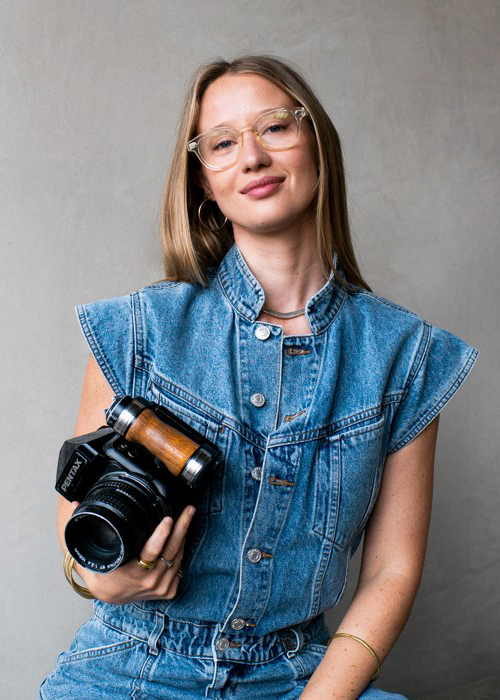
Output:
[188, 506, 196, 516]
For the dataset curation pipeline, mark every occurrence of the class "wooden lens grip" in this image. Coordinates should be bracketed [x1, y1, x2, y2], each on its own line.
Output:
[125, 409, 199, 477]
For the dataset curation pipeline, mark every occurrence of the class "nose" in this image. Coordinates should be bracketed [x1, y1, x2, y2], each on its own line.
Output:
[239, 128, 271, 171]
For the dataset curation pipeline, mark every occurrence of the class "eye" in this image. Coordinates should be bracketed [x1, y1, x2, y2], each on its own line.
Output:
[264, 122, 289, 134]
[213, 138, 237, 151]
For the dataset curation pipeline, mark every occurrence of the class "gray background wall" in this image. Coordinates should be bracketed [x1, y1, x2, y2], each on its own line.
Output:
[1, 1, 498, 698]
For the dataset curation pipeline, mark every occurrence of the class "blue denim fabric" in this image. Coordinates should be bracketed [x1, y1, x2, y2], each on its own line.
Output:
[42, 243, 478, 697]
[40, 604, 406, 699]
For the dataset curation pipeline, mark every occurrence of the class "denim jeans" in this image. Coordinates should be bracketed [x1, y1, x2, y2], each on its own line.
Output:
[40, 602, 407, 699]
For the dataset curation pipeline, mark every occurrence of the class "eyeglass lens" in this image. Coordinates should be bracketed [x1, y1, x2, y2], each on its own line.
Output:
[198, 109, 301, 169]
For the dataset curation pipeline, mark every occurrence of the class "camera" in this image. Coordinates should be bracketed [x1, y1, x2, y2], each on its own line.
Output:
[56, 396, 222, 573]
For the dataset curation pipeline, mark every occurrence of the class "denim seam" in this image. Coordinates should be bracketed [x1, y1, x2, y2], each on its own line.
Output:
[59, 639, 141, 664]
[388, 345, 479, 454]
[76, 305, 122, 395]
[314, 284, 348, 335]
[141, 281, 182, 291]
[401, 321, 431, 397]
[251, 446, 300, 629]
[305, 329, 327, 425]
[147, 355, 397, 445]
[131, 650, 157, 699]
[334, 427, 385, 549]
[147, 367, 227, 424]
[93, 612, 149, 645]
[272, 333, 284, 432]
[149, 380, 219, 435]
[353, 290, 427, 320]
[221, 436, 272, 633]
[131, 292, 139, 397]
[310, 528, 334, 617]
[312, 438, 340, 541]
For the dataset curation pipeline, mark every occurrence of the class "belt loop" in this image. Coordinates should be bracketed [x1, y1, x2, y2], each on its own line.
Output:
[285, 626, 304, 659]
[147, 611, 165, 656]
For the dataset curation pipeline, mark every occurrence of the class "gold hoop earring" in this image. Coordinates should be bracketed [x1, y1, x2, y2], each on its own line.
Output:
[198, 199, 228, 232]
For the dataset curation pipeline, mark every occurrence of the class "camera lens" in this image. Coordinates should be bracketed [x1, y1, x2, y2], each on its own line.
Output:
[75, 515, 122, 565]
[65, 472, 171, 572]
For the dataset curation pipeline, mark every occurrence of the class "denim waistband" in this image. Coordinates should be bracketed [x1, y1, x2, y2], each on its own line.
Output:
[93, 600, 329, 664]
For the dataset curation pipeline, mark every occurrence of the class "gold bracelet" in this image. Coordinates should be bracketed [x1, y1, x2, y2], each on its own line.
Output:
[63, 552, 95, 600]
[327, 632, 381, 681]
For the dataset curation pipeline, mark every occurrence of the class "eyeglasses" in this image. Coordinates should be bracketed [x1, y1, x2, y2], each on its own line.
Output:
[187, 107, 309, 171]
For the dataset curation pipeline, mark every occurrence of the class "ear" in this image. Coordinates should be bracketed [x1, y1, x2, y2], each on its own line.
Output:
[192, 169, 214, 200]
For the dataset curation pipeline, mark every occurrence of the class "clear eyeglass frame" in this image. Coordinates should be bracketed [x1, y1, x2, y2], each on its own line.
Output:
[187, 106, 309, 171]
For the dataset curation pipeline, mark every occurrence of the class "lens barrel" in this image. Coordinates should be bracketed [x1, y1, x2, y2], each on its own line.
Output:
[65, 472, 171, 572]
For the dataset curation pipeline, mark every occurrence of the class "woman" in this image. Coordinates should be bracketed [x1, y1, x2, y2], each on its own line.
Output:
[41, 55, 478, 699]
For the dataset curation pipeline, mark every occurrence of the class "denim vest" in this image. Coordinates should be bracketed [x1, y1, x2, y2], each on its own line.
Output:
[77, 243, 478, 638]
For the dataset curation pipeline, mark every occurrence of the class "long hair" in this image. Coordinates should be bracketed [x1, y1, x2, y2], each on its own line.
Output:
[160, 55, 371, 291]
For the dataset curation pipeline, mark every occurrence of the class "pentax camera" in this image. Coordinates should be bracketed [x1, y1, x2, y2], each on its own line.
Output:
[56, 395, 222, 573]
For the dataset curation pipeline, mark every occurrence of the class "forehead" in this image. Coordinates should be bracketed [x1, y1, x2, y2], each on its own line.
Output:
[197, 73, 295, 131]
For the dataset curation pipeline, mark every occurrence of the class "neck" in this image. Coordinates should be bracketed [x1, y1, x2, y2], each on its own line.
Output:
[233, 230, 328, 313]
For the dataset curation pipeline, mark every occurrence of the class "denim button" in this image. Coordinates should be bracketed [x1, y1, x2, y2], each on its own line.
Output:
[251, 467, 262, 481]
[247, 548, 262, 563]
[230, 618, 246, 630]
[255, 325, 271, 340]
[216, 637, 230, 652]
[250, 392, 266, 407]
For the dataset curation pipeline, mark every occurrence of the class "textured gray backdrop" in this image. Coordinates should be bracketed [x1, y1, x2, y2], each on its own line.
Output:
[1, 1, 498, 698]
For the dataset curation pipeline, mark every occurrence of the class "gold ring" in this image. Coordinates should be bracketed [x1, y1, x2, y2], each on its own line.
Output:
[175, 570, 183, 578]
[137, 557, 156, 570]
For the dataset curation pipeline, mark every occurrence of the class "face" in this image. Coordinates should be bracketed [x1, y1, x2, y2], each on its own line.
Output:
[195, 73, 319, 239]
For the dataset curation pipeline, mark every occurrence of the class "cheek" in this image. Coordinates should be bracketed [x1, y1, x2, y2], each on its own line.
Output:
[205, 172, 233, 200]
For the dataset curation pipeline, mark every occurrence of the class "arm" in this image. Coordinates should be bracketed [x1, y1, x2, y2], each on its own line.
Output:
[57, 355, 196, 603]
[300, 415, 440, 700]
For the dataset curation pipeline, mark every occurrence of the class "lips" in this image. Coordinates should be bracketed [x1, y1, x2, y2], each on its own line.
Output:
[240, 176, 285, 194]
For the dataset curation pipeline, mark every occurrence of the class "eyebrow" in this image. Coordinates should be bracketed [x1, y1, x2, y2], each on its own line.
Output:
[206, 106, 292, 131]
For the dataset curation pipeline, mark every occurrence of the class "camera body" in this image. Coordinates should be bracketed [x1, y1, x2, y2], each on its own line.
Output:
[56, 397, 222, 572]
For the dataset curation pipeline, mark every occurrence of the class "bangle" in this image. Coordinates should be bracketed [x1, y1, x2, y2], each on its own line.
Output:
[327, 632, 381, 681]
[63, 552, 95, 600]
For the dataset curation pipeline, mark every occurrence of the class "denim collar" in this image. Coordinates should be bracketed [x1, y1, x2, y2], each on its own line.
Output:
[217, 243, 347, 335]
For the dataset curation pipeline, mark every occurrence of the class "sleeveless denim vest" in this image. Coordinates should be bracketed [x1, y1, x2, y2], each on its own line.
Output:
[76, 243, 478, 638]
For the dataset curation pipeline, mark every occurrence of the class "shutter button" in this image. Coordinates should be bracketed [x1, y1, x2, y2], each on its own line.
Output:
[216, 637, 230, 652]
[255, 325, 271, 340]
[230, 618, 246, 630]
[247, 548, 262, 563]
[250, 393, 266, 408]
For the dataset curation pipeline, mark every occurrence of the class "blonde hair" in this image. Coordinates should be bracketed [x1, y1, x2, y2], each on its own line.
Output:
[160, 54, 371, 291]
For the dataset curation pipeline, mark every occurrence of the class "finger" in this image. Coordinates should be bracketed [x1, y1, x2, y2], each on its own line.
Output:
[164, 570, 182, 600]
[138, 517, 174, 564]
[160, 506, 195, 560]
[156, 548, 184, 599]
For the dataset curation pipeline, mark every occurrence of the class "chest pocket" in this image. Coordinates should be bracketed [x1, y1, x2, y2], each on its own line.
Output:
[147, 375, 227, 515]
[312, 414, 385, 549]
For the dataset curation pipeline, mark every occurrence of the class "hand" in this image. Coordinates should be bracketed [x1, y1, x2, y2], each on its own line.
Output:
[71, 503, 196, 604]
